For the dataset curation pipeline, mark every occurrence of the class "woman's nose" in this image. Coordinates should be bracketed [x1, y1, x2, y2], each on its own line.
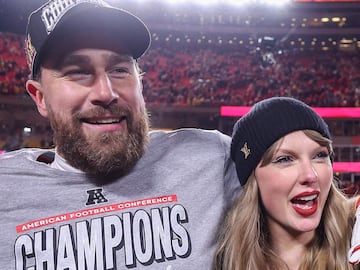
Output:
[300, 160, 319, 184]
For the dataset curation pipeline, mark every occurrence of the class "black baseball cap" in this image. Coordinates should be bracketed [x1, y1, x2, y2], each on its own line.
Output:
[25, 0, 151, 79]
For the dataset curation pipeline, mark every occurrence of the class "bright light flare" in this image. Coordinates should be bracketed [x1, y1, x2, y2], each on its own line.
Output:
[165, 0, 220, 5]
[135, 0, 291, 6]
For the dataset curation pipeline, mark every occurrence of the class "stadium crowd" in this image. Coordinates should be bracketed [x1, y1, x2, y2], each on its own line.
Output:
[0, 33, 28, 96]
[1, 32, 360, 107]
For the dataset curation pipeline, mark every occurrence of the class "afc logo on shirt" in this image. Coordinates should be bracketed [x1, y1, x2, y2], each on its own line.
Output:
[86, 188, 108, 205]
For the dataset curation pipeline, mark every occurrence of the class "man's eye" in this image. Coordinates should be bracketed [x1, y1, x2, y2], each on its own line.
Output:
[110, 67, 130, 77]
[64, 69, 89, 76]
[63, 69, 92, 80]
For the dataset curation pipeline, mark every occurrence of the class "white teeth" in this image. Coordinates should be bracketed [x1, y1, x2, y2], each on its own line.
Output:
[297, 194, 317, 201]
[93, 119, 120, 124]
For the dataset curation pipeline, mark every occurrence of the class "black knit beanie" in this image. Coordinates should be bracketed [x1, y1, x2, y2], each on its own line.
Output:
[231, 97, 331, 186]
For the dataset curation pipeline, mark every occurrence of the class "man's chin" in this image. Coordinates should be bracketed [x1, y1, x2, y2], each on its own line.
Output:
[84, 129, 125, 145]
[59, 126, 147, 177]
[82, 122, 128, 138]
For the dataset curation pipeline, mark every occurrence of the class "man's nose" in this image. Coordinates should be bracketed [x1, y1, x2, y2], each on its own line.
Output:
[90, 74, 119, 106]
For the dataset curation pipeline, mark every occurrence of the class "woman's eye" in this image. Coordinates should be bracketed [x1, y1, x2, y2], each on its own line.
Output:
[273, 156, 292, 164]
[315, 151, 329, 159]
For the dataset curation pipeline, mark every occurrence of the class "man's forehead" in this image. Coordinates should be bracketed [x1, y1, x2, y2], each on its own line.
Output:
[43, 48, 134, 70]
[63, 49, 134, 64]
[42, 31, 133, 66]
[54, 30, 130, 51]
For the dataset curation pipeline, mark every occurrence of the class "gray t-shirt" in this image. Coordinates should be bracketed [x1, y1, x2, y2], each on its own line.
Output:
[0, 128, 240, 269]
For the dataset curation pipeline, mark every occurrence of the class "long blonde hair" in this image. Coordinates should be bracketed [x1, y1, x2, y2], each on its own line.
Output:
[214, 130, 357, 270]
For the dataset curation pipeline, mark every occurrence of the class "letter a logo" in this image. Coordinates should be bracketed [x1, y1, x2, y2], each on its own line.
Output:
[86, 188, 108, 205]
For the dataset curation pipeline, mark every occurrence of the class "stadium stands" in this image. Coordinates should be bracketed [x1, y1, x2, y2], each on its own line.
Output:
[1, 32, 359, 107]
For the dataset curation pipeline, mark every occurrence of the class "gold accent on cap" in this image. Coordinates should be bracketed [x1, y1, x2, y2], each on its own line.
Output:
[26, 34, 36, 71]
[241, 142, 251, 159]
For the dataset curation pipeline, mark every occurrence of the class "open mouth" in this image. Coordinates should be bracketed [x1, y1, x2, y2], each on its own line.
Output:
[291, 192, 319, 216]
[291, 194, 318, 206]
[81, 116, 126, 125]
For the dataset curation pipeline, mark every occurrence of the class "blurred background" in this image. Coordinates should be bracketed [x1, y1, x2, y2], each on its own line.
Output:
[0, 0, 359, 191]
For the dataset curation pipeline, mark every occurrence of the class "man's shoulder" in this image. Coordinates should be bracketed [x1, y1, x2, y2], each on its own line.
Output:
[0, 148, 55, 165]
[147, 128, 232, 158]
[149, 128, 231, 143]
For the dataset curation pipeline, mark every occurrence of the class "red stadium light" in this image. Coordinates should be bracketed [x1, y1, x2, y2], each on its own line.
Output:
[333, 162, 360, 173]
[313, 107, 360, 118]
[221, 106, 250, 117]
[220, 106, 360, 118]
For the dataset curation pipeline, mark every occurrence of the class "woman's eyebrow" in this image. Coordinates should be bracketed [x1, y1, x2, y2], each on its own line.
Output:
[273, 148, 295, 156]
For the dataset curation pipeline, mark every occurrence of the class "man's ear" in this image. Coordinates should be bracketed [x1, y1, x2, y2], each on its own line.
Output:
[26, 79, 49, 118]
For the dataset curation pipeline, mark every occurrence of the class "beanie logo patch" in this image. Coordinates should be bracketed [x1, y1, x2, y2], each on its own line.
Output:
[241, 142, 251, 159]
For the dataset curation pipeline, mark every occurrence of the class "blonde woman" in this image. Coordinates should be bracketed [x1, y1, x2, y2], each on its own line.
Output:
[214, 97, 359, 270]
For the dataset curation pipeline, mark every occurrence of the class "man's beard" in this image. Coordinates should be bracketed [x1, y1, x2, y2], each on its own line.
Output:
[48, 104, 149, 177]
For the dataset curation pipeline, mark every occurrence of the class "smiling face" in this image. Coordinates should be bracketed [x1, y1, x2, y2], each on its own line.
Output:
[254, 130, 333, 238]
[26, 32, 149, 176]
